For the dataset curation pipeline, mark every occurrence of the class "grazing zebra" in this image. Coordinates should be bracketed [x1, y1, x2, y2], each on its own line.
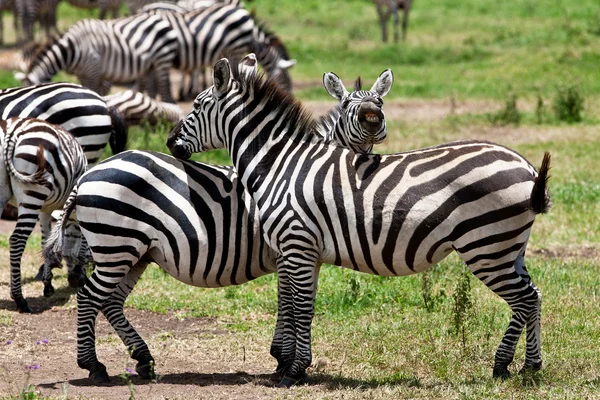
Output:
[166, 56, 551, 386]
[66, 0, 124, 19]
[1, 118, 87, 313]
[43, 62, 392, 383]
[372, 0, 413, 43]
[16, 13, 179, 103]
[142, 2, 295, 100]
[0, 82, 128, 285]
[103, 90, 185, 126]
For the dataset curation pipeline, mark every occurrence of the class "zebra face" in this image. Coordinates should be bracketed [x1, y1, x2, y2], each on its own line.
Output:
[323, 69, 393, 150]
[168, 55, 258, 159]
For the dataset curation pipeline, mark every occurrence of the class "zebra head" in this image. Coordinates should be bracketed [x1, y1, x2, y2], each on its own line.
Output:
[168, 54, 259, 159]
[322, 69, 393, 152]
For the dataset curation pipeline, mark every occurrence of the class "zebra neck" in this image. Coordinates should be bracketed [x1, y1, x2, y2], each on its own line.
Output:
[329, 118, 374, 154]
[29, 39, 70, 82]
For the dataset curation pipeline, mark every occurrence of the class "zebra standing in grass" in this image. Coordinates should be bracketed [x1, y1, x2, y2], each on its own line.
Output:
[372, 0, 413, 43]
[166, 56, 551, 386]
[0, 82, 128, 286]
[16, 13, 179, 102]
[44, 63, 393, 383]
[0, 0, 21, 45]
[66, 0, 125, 19]
[1, 118, 87, 313]
[142, 2, 295, 99]
[103, 90, 185, 126]
[20, 0, 60, 43]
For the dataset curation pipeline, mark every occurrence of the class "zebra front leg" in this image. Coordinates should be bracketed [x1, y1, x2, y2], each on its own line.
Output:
[270, 257, 289, 375]
[77, 263, 131, 384]
[469, 258, 542, 379]
[9, 204, 44, 313]
[101, 261, 156, 379]
[276, 259, 321, 388]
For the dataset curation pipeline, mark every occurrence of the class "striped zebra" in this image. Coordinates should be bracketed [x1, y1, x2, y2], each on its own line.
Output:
[43, 63, 392, 383]
[103, 90, 185, 126]
[373, 0, 413, 43]
[0, 82, 128, 284]
[1, 118, 87, 313]
[0, 0, 21, 45]
[166, 56, 552, 386]
[16, 13, 179, 103]
[20, 0, 60, 43]
[66, 0, 124, 19]
[142, 2, 295, 99]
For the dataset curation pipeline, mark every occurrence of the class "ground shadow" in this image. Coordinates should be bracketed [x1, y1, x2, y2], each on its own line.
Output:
[0, 285, 75, 313]
[40, 369, 453, 390]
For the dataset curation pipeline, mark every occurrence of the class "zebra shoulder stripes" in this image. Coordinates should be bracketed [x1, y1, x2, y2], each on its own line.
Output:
[1, 118, 87, 313]
[17, 14, 179, 103]
[167, 56, 551, 386]
[43, 65, 391, 384]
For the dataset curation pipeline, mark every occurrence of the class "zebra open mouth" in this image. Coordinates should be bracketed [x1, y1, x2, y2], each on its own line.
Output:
[358, 102, 384, 134]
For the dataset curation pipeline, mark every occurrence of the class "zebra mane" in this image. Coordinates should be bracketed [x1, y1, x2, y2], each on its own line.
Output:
[231, 65, 314, 142]
[26, 33, 63, 73]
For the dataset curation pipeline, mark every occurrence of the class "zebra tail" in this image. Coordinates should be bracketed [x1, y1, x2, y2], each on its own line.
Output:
[42, 185, 78, 266]
[108, 106, 129, 155]
[4, 142, 48, 185]
[530, 152, 552, 214]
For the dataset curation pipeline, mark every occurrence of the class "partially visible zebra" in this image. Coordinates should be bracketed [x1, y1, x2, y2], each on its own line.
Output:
[43, 62, 392, 383]
[142, 2, 295, 99]
[0, 0, 22, 45]
[167, 56, 551, 386]
[66, 0, 125, 19]
[20, 0, 60, 43]
[372, 0, 413, 43]
[1, 118, 87, 313]
[16, 13, 179, 102]
[103, 90, 185, 126]
[0, 82, 128, 285]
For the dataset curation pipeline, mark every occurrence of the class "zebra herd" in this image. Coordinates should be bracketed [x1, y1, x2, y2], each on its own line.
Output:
[0, 0, 553, 389]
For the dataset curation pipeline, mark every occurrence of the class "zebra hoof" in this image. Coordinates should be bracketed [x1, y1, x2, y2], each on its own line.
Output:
[520, 361, 542, 374]
[15, 298, 32, 313]
[43, 283, 55, 297]
[275, 376, 299, 388]
[136, 362, 155, 379]
[89, 368, 111, 384]
[492, 364, 511, 380]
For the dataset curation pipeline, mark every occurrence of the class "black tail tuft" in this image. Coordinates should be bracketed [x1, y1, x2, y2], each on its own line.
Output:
[530, 152, 552, 214]
[108, 106, 128, 155]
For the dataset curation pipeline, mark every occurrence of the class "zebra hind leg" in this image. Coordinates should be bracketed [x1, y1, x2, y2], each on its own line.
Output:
[77, 262, 133, 384]
[467, 251, 542, 379]
[101, 261, 156, 379]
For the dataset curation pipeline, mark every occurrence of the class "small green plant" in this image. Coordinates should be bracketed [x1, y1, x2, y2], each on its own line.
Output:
[452, 265, 473, 347]
[489, 93, 521, 126]
[120, 370, 137, 400]
[553, 84, 584, 123]
[536, 92, 545, 124]
[19, 384, 39, 400]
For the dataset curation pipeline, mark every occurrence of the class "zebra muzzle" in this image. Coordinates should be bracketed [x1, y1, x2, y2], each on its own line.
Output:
[358, 102, 385, 135]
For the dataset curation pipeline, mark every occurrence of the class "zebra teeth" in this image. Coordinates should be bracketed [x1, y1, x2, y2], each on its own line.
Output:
[365, 112, 380, 123]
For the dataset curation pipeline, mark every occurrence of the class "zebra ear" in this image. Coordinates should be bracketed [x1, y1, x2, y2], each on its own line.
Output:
[14, 71, 26, 82]
[238, 53, 258, 79]
[213, 58, 232, 98]
[371, 69, 393, 97]
[323, 72, 348, 101]
[277, 59, 296, 70]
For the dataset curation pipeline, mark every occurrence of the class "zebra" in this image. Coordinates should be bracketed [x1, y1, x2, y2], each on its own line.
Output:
[0, 82, 128, 286]
[103, 90, 185, 126]
[142, 2, 295, 100]
[15, 13, 179, 103]
[43, 62, 392, 383]
[166, 56, 552, 386]
[20, 0, 61, 43]
[372, 0, 413, 43]
[65, 0, 125, 20]
[0, 0, 22, 45]
[1, 118, 87, 313]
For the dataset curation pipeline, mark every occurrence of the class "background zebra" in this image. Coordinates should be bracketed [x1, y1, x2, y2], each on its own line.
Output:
[167, 57, 551, 386]
[142, 2, 295, 100]
[0, 82, 128, 283]
[43, 63, 392, 383]
[1, 118, 87, 313]
[66, 0, 124, 19]
[103, 90, 185, 127]
[0, 0, 21, 45]
[372, 0, 413, 43]
[20, 0, 60, 43]
[16, 13, 179, 103]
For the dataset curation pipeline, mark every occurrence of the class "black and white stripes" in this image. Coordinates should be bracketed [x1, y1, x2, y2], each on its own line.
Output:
[1, 118, 87, 313]
[18, 13, 179, 102]
[167, 56, 551, 385]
